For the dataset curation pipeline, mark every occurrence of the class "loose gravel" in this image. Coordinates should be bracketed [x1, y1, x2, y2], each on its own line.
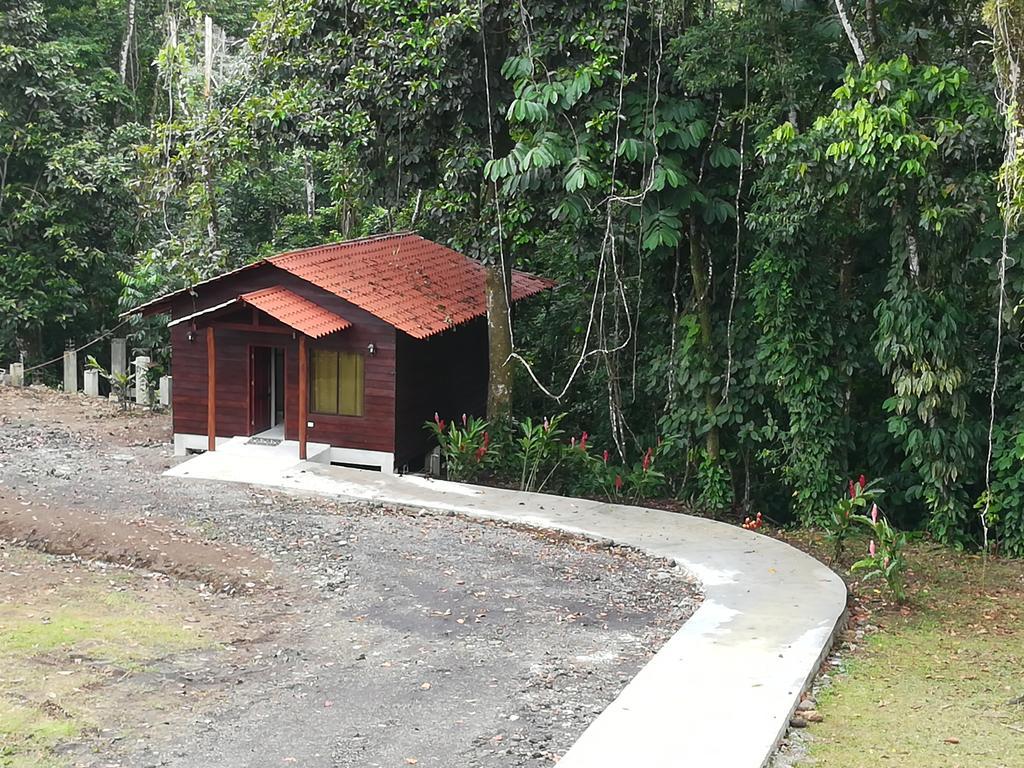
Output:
[0, 388, 701, 767]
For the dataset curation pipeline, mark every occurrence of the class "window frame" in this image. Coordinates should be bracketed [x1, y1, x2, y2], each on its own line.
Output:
[309, 347, 366, 417]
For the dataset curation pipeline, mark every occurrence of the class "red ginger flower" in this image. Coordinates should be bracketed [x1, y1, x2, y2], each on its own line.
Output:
[580, 432, 588, 451]
[614, 475, 623, 492]
[603, 449, 609, 464]
[642, 447, 653, 472]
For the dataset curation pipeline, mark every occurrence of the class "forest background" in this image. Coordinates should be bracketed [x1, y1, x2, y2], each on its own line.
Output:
[2, 0, 1023, 551]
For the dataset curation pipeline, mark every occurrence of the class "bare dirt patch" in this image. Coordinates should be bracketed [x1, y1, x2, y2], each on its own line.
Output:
[0, 495, 274, 592]
[0, 542, 276, 768]
[0, 386, 700, 767]
[0, 385, 171, 447]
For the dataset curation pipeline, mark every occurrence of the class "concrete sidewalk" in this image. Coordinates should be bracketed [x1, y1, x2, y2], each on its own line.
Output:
[166, 450, 847, 767]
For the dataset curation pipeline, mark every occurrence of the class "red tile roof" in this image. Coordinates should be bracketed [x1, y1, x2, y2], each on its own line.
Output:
[267, 233, 554, 338]
[239, 286, 351, 338]
[128, 233, 554, 339]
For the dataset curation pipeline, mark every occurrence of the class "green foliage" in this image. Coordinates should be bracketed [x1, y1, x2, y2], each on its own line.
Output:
[826, 476, 886, 564]
[851, 507, 910, 604]
[979, 422, 1024, 556]
[424, 413, 493, 482]
[0, 0, 144, 365]
[85, 354, 130, 410]
[514, 414, 567, 493]
[16, 0, 1024, 550]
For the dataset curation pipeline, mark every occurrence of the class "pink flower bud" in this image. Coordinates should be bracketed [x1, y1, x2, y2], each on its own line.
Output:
[570, 436, 576, 448]
[871, 504, 878, 524]
[603, 449, 609, 464]
[462, 413, 467, 426]
[580, 432, 588, 451]
[869, 539, 876, 557]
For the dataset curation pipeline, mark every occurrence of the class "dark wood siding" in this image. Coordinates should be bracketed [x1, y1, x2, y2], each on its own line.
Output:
[393, 318, 488, 470]
[168, 266, 396, 455]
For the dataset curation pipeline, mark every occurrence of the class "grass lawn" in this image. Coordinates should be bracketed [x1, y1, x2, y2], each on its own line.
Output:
[781, 532, 1024, 767]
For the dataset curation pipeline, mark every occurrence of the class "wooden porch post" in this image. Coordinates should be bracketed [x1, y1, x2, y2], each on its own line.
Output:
[206, 326, 216, 451]
[298, 333, 308, 460]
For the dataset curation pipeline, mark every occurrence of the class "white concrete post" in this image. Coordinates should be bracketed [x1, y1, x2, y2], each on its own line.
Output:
[9, 363, 24, 387]
[111, 338, 127, 378]
[84, 369, 100, 397]
[63, 348, 78, 393]
[134, 356, 150, 406]
[159, 375, 172, 407]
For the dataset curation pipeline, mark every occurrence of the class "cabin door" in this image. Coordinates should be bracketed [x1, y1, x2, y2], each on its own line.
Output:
[250, 346, 272, 435]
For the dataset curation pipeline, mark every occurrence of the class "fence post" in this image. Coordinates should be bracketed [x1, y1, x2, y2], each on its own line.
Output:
[84, 369, 100, 397]
[63, 346, 78, 393]
[159, 375, 172, 407]
[111, 338, 127, 378]
[134, 356, 150, 406]
[8, 363, 24, 387]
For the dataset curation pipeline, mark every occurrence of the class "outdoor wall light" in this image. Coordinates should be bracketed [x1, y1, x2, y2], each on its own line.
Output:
[367, 342, 377, 357]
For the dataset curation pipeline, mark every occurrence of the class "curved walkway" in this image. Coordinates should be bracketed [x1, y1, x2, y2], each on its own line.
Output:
[167, 447, 848, 767]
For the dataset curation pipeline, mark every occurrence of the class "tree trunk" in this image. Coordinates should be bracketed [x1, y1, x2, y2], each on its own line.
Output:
[833, 0, 867, 66]
[688, 217, 720, 460]
[865, 0, 881, 50]
[303, 153, 315, 220]
[118, 0, 137, 85]
[485, 263, 513, 422]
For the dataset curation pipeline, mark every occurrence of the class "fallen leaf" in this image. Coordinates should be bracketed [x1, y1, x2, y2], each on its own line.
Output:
[943, 737, 960, 745]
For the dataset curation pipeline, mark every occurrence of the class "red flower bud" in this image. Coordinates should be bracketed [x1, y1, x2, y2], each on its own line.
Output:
[603, 449, 609, 464]
[614, 475, 623, 491]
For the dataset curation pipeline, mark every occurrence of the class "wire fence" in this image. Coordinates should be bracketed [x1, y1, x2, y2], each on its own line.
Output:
[21, 319, 132, 374]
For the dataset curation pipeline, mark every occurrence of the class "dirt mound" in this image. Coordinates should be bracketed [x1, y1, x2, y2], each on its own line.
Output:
[0, 493, 275, 592]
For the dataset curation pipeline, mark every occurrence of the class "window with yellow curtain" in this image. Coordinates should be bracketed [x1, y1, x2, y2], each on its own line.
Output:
[310, 349, 364, 416]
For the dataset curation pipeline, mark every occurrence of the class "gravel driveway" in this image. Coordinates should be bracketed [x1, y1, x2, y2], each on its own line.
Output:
[0, 388, 700, 767]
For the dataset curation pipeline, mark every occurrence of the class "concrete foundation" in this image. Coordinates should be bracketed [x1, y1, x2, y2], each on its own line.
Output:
[63, 349, 78, 393]
[159, 375, 172, 407]
[134, 356, 150, 406]
[83, 369, 100, 397]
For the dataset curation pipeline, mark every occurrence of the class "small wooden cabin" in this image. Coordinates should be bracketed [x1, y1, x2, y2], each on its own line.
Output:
[128, 233, 552, 472]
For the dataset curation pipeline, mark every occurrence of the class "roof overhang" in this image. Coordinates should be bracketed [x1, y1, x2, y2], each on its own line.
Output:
[239, 286, 351, 338]
[166, 298, 240, 328]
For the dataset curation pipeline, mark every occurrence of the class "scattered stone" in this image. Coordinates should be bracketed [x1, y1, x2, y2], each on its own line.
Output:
[796, 698, 816, 712]
[789, 716, 808, 728]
